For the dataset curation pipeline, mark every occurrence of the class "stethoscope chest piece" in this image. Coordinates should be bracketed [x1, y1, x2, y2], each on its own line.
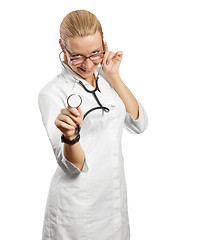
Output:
[67, 94, 82, 108]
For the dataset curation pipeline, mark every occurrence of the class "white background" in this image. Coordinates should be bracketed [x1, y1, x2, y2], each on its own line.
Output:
[0, 0, 200, 239]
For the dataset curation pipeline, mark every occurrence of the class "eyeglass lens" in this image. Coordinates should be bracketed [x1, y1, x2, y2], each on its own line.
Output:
[71, 53, 104, 66]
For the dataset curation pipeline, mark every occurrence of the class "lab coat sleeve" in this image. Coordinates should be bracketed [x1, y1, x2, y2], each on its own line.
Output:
[38, 90, 89, 175]
[123, 98, 148, 134]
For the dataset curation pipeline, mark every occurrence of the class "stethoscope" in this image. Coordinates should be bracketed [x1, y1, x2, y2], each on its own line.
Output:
[59, 51, 110, 133]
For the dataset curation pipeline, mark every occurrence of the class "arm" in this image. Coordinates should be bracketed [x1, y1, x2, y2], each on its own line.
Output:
[38, 90, 89, 174]
[105, 73, 148, 134]
[110, 75, 148, 134]
[105, 72, 139, 120]
[63, 138, 85, 171]
[55, 105, 88, 172]
[101, 42, 148, 133]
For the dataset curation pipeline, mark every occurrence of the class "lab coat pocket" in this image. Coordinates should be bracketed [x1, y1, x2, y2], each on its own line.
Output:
[58, 173, 89, 219]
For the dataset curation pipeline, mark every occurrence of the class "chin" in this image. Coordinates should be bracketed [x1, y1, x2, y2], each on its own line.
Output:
[77, 65, 97, 79]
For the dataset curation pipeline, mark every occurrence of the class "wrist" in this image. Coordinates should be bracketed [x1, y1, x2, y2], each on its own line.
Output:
[61, 133, 80, 145]
[64, 133, 78, 141]
[105, 72, 121, 81]
[105, 72, 122, 86]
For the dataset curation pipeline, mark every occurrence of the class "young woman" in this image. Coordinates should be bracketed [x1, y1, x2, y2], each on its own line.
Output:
[38, 9, 148, 240]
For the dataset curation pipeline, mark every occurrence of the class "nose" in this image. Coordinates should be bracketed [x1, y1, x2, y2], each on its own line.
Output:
[82, 58, 94, 69]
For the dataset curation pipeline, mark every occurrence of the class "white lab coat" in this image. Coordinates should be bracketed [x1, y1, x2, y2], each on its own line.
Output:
[38, 62, 148, 240]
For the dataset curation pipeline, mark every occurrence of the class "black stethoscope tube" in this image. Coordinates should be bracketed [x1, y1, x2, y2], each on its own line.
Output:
[76, 76, 110, 133]
[59, 53, 110, 133]
[78, 76, 110, 120]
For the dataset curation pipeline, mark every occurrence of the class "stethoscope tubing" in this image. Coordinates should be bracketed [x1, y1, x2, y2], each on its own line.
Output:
[59, 51, 110, 133]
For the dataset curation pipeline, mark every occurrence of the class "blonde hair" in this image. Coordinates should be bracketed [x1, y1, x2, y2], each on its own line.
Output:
[60, 10, 103, 61]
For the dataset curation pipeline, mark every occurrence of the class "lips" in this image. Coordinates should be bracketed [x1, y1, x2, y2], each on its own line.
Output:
[79, 66, 93, 73]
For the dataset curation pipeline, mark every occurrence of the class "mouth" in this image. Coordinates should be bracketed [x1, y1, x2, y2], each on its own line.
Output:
[78, 66, 94, 73]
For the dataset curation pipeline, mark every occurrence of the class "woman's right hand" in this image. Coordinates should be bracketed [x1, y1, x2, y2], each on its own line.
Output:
[54, 106, 83, 140]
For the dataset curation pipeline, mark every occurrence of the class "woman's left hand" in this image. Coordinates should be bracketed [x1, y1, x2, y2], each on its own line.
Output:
[101, 42, 123, 76]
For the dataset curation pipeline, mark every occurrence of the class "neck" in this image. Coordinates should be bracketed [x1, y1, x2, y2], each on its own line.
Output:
[85, 74, 96, 86]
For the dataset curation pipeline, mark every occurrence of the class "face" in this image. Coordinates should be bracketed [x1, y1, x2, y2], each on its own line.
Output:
[63, 31, 103, 82]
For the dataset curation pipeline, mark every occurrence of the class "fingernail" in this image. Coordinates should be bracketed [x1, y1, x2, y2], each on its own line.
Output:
[71, 126, 75, 130]
[106, 60, 109, 65]
[76, 112, 80, 116]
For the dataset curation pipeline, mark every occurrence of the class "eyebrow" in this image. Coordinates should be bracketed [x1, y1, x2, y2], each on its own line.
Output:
[71, 47, 102, 56]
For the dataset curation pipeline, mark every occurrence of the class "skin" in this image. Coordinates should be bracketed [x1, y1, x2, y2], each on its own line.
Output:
[55, 31, 139, 170]
[63, 31, 104, 85]
[56, 31, 123, 140]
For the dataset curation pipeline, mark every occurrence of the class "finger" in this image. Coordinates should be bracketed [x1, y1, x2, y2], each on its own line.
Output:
[55, 118, 75, 130]
[67, 106, 80, 117]
[106, 52, 116, 65]
[61, 108, 70, 115]
[104, 41, 109, 52]
[102, 42, 109, 65]
[111, 51, 123, 63]
[114, 51, 123, 60]
[61, 108, 79, 124]
[58, 114, 77, 128]
[76, 106, 83, 118]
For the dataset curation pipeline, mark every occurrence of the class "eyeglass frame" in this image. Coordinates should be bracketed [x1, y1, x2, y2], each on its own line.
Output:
[62, 41, 105, 66]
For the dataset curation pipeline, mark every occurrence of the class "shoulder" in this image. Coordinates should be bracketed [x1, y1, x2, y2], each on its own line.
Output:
[39, 73, 63, 97]
[38, 72, 75, 111]
[38, 72, 73, 101]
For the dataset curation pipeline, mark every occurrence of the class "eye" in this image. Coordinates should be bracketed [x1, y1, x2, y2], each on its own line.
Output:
[72, 54, 82, 58]
[92, 51, 100, 55]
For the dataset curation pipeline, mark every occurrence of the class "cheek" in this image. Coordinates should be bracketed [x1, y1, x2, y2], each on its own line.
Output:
[68, 61, 79, 73]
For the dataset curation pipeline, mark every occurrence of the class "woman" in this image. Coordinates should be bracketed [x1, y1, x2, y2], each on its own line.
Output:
[38, 9, 148, 240]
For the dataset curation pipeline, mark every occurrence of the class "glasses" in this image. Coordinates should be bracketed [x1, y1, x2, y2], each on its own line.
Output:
[63, 46, 105, 66]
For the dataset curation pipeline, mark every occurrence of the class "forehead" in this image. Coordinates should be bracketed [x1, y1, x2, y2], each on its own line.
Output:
[66, 31, 103, 54]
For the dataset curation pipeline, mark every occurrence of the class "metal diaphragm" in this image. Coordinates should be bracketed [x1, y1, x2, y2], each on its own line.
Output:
[67, 94, 82, 108]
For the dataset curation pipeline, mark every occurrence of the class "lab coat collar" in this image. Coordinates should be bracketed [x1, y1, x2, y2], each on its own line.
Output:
[60, 61, 115, 106]
[61, 61, 101, 87]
